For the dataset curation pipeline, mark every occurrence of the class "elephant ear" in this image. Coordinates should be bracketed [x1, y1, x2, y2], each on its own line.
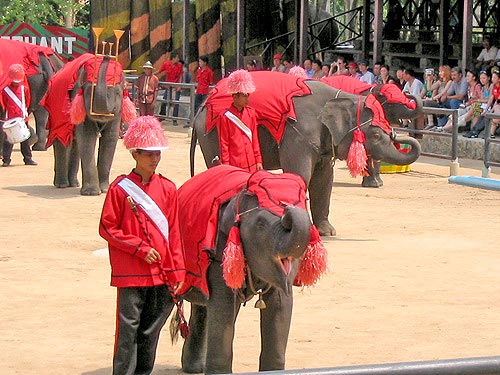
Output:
[318, 97, 358, 146]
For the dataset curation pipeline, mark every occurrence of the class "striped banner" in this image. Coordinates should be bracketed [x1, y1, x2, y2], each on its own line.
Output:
[196, 0, 221, 76]
[130, 1, 150, 71]
[0, 22, 88, 59]
[220, 0, 236, 74]
[149, 0, 172, 67]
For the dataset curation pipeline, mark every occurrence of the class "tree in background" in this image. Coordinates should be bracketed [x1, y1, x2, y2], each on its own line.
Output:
[0, 0, 90, 28]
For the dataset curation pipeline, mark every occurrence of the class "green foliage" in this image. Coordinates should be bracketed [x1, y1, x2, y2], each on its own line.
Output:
[0, 0, 89, 28]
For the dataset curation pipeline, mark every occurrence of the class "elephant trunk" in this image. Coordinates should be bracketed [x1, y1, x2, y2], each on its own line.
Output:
[92, 56, 112, 114]
[381, 136, 421, 166]
[276, 206, 312, 260]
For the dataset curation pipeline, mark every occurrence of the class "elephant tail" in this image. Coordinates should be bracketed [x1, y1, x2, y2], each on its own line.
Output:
[190, 124, 197, 177]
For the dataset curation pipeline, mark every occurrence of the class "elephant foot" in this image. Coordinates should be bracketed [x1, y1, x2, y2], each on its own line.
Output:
[362, 176, 383, 188]
[99, 183, 109, 194]
[181, 362, 204, 374]
[80, 187, 101, 196]
[54, 183, 69, 188]
[315, 220, 336, 237]
[69, 180, 80, 188]
[32, 142, 47, 151]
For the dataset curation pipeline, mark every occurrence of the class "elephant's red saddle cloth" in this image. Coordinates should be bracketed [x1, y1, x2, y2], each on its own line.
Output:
[177, 165, 315, 296]
[205, 71, 312, 143]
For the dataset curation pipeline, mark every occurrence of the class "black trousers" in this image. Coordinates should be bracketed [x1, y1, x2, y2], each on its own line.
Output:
[2, 137, 32, 164]
[113, 285, 174, 375]
[194, 93, 208, 116]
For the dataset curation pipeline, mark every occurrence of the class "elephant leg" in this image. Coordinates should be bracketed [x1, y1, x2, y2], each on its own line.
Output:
[362, 159, 383, 188]
[181, 303, 207, 373]
[259, 286, 293, 371]
[75, 122, 100, 196]
[97, 121, 119, 193]
[68, 139, 80, 187]
[32, 107, 49, 151]
[52, 139, 70, 188]
[205, 263, 241, 374]
[309, 156, 336, 236]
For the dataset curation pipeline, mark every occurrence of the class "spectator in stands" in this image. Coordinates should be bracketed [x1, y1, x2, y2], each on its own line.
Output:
[474, 37, 498, 70]
[330, 56, 349, 76]
[436, 67, 468, 127]
[271, 54, 286, 72]
[303, 58, 314, 78]
[420, 68, 438, 128]
[402, 68, 424, 97]
[321, 64, 331, 77]
[358, 60, 375, 84]
[464, 70, 493, 137]
[373, 61, 383, 84]
[379, 64, 396, 84]
[282, 57, 294, 73]
[441, 69, 482, 132]
[246, 59, 258, 71]
[430, 65, 452, 104]
[311, 59, 324, 79]
[481, 70, 500, 138]
[395, 66, 406, 90]
[348, 61, 361, 79]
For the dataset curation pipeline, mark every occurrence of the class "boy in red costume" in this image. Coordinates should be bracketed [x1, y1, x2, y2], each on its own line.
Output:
[99, 116, 186, 375]
[2, 64, 37, 167]
[194, 55, 214, 115]
[218, 69, 263, 172]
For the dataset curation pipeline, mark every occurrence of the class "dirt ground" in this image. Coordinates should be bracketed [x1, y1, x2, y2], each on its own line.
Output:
[1, 123, 500, 375]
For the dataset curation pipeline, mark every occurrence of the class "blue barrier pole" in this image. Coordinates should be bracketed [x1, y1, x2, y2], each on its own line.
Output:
[449, 175, 500, 191]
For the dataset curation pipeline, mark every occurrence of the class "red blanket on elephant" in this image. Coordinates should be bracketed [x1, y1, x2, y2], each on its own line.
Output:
[44, 53, 123, 148]
[177, 165, 250, 296]
[205, 71, 311, 143]
[0, 39, 56, 108]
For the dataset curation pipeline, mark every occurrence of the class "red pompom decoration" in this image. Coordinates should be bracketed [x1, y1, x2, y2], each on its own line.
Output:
[346, 128, 368, 177]
[121, 95, 137, 125]
[222, 223, 246, 289]
[70, 92, 86, 125]
[294, 225, 328, 287]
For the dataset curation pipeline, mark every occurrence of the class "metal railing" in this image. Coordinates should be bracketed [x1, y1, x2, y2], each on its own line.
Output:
[396, 107, 460, 176]
[222, 355, 500, 375]
[482, 112, 500, 176]
[125, 75, 197, 125]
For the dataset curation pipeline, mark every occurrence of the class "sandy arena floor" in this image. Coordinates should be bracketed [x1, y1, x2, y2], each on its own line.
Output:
[1, 123, 500, 375]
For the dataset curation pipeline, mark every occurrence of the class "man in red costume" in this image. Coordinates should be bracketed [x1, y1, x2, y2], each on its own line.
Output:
[2, 64, 37, 167]
[194, 55, 214, 115]
[218, 69, 263, 172]
[99, 115, 186, 375]
[155, 52, 184, 125]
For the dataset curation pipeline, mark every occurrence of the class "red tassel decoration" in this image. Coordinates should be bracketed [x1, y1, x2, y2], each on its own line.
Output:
[294, 226, 328, 287]
[346, 128, 368, 178]
[121, 94, 137, 124]
[70, 92, 86, 125]
[222, 223, 246, 289]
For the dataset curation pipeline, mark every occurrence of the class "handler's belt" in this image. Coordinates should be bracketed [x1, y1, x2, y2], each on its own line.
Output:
[118, 178, 170, 241]
[224, 111, 253, 141]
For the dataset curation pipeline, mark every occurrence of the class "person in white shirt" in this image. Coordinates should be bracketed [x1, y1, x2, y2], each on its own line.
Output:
[402, 68, 424, 97]
[358, 60, 375, 84]
[474, 37, 498, 70]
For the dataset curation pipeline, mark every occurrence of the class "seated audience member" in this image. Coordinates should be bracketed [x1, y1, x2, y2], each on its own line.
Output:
[348, 61, 361, 79]
[321, 64, 331, 77]
[464, 70, 492, 138]
[373, 62, 383, 84]
[311, 59, 324, 79]
[282, 57, 294, 73]
[436, 67, 468, 127]
[379, 64, 396, 84]
[395, 66, 406, 90]
[441, 69, 482, 132]
[271, 54, 286, 72]
[474, 37, 498, 70]
[246, 59, 258, 71]
[480, 70, 500, 138]
[358, 60, 375, 84]
[420, 68, 438, 128]
[330, 56, 349, 76]
[303, 58, 314, 78]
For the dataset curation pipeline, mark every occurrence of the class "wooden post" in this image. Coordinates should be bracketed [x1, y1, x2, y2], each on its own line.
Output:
[236, 0, 245, 69]
[372, 0, 383, 64]
[183, 0, 189, 64]
[362, 0, 371, 60]
[462, 0, 473, 70]
[295, 0, 308, 64]
[439, 0, 449, 65]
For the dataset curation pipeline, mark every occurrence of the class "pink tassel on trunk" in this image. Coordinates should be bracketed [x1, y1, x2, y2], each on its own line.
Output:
[346, 129, 368, 177]
[222, 224, 246, 289]
[294, 225, 328, 287]
[70, 92, 86, 125]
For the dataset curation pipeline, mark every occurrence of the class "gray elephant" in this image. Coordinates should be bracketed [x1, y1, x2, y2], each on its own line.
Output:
[45, 53, 131, 195]
[177, 165, 327, 374]
[0, 39, 64, 152]
[191, 71, 421, 236]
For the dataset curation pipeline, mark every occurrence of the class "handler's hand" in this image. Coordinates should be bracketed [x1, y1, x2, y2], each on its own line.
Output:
[145, 248, 161, 264]
[256, 163, 263, 170]
[173, 282, 185, 294]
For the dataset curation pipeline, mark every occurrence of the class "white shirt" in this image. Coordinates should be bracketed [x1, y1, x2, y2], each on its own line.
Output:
[359, 71, 375, 84]
[403, 78, 424, 97]
[477, 46, 498, 62]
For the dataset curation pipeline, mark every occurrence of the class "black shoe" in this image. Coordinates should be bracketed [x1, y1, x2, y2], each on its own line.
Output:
[491, 134, 496, 139]
[172, 120, 178, 126]
[2, 161, 10, 167]
[24, 159, 38, 166]
[470, 132, 478, 138]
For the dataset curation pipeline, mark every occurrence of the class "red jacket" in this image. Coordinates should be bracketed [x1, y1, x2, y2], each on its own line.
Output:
[159, 60, 183, 83]
[196, 66, 214, 94]
[99, 171, 186, 288]
[2, 83, 30, 121]
[218, 104, 262, 172]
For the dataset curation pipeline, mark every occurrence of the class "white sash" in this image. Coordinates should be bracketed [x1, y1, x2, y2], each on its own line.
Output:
[224, 110, 252, 141]
[118, 178, 170, 241]
[4, 85, 28, 118]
